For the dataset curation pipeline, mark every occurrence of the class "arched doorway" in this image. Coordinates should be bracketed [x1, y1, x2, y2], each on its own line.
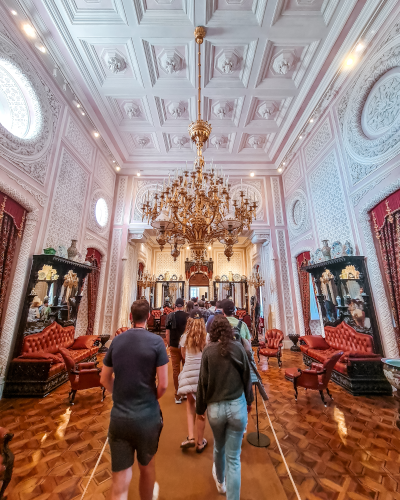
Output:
[189, 273, 209, 301]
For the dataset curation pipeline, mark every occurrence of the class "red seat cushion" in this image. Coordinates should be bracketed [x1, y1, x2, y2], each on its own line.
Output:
[259, 348, 279, 357]
[285, 367, 300, 380]
[70, 335, 100, 349]
[68, 349, 92, 362]
[48, 362, 66, 377]
[334, 361, 348, 375]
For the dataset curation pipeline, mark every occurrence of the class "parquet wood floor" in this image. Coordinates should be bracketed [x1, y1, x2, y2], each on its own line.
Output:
[256, 351, 400, 500]
[0, 350, 399, 500]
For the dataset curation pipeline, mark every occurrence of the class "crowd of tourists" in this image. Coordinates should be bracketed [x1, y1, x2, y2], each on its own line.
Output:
[101, 297, 254, 500]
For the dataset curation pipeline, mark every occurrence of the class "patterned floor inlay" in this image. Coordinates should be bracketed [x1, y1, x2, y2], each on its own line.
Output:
[0, 351, 399, 499]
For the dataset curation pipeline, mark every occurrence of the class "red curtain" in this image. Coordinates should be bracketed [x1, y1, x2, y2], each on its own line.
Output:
[85, 248, 102, 335]
[0, 193, 26, 337]
[297, 251, 311, 335]
[371, 189, 400, 350]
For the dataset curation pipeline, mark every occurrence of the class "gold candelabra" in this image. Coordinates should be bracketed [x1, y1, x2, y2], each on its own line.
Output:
[141, 26, 257, 264]
[137, 271, 156, 289]
[248, 272, 265, 288]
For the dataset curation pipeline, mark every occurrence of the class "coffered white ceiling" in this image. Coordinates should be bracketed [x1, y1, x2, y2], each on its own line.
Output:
[9, 0, 367, 173]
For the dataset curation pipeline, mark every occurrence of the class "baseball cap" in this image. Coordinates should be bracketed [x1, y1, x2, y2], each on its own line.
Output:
[221, 299, 235, 316]
[175, 297, 184, 307]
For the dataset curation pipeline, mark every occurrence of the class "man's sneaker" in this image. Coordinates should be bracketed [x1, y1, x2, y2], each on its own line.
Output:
[175, 397, 182, 404]
[212, 463, 226, 494]
[153, 481, 159, 500]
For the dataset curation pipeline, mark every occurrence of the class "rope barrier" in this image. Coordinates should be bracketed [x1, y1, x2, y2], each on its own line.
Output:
[80, 437, 109, 500]
[261, 398, 302, 500]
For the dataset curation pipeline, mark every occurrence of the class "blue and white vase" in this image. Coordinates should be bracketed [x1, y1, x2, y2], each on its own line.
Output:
[343, 240, 354, 256]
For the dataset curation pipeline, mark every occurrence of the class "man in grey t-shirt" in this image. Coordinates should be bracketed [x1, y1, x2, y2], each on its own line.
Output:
[101, 299, 169, 500]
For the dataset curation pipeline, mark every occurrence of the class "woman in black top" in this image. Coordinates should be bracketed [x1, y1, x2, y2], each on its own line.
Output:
[196, 316, 253, 499]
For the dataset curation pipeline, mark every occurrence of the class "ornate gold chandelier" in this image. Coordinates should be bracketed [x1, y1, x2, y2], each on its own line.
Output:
[142, 26, 257, 263]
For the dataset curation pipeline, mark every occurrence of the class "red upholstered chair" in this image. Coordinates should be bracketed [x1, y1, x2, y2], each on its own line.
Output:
[59, 348, 105, 405]
[285, 351, 343, 406]
[257, 329, 284, 367]
[115, 326, 129, 336]
[236, 309, 247, 320]
[242, 314, 251, 330]
[164, 306, 174, 316]
[151, 309, 162, 332]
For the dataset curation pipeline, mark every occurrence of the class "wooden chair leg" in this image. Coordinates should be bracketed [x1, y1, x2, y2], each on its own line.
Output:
[277, 354, 282, 368]
[69, 390, 77, 405]
[319, 390, 327, 407]
[101, 387, 106, 402]
[326, 387, 333, 400]
[294, 384, 298, 402]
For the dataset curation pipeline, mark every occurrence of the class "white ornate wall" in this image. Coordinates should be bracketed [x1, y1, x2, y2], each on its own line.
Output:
[0, 11, 116, 374]
[283, 14, 400, 356]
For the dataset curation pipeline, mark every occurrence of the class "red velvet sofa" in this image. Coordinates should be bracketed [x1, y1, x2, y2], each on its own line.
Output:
[300, 322, 392, 395]
[4, 322, 100, 398]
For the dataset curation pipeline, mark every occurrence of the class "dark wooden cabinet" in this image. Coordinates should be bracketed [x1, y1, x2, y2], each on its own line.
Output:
[303, 255, 383, 355]
[13, 255, 92, 359]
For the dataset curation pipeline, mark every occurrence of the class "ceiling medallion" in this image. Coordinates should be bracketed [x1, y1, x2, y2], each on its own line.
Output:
[141, 27, 257, 264]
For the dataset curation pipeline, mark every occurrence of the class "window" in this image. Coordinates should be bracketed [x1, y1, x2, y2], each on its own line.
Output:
[0, 58, 41, 139]
[95, 198, 108, 227]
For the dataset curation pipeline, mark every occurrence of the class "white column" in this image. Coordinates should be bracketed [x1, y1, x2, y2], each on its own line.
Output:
[292, 257, 305, 337]
[94, 256, 107, 337]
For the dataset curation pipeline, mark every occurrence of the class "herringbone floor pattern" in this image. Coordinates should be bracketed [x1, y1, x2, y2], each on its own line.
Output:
[0, 351, 399, 499]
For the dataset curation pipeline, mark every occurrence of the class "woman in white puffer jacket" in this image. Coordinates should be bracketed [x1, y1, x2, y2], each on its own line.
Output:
[178, 313, 207, 453]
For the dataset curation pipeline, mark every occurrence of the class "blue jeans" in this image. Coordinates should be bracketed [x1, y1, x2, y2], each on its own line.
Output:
[207, 394, 248, 500]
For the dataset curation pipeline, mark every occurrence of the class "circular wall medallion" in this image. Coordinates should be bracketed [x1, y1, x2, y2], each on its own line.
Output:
[361, 67, 400, 140]
[286, 189, 308, 237]
[342, 40, 400, 165]
[95, 198, 108, 227]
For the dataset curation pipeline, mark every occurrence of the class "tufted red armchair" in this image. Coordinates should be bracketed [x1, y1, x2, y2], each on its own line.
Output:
[151, 309, 162, 332]
[284, 351, 343, 406]
[115, 326, 129, 337]
[236, 309, 247, 320]
[164, 306, 174, 315]
[59, 348, 105, 405]
[257, 329, 284, 368]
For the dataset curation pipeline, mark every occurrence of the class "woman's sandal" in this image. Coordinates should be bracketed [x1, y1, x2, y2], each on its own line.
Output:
[180, 437, 195, 449]
[196, 438, 208, 454]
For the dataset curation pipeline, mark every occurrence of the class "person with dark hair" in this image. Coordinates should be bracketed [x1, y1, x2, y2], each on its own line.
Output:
[101, 299, 169, 500]
[191, 300, 211, 322]
[166, 297, 189, 404]
[209, 300, 216, 313]
[205, 300, 224, 334]
[221, 299, 251, 341]
[186, 300, 194, 315]
[196, 315, 253, 499]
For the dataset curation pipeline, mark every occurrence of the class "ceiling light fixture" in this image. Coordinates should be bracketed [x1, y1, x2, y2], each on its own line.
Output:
[112, 160, 116, 163]
[81, 111, 85, 116]
[137, 172, 141, 176]
[186, 246, 190, 250]
[11, 10, 17, 15]
[94, 132, 99, 138]
[34, 43, 46, 53]
[278, 167, 283, 173]
[116, 166, 121, 171]
[346, 57, 354, 66]
[23, 24, 36, 38]
[141, 27, 257, 264]
[283, 162, 286, 166]
[355, 43, 364, 52]
[310, 118, 314, 123]
[208, 246, 212, 250]
[299, 135, 303, 139]
[250, 172, 255, 177]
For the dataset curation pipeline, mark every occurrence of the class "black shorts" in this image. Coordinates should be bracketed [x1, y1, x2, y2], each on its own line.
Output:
[108, 412, 163, 472]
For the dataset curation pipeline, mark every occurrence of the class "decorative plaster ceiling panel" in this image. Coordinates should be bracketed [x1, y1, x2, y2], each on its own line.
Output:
[27, 0, 360, 167]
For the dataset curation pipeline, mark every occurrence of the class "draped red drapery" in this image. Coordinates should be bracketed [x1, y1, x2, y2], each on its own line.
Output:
[297, 251, 311, 335]
[85, 248, 102, 335]
[371, 188, 400, 350]
[0, 192, 26, 337]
